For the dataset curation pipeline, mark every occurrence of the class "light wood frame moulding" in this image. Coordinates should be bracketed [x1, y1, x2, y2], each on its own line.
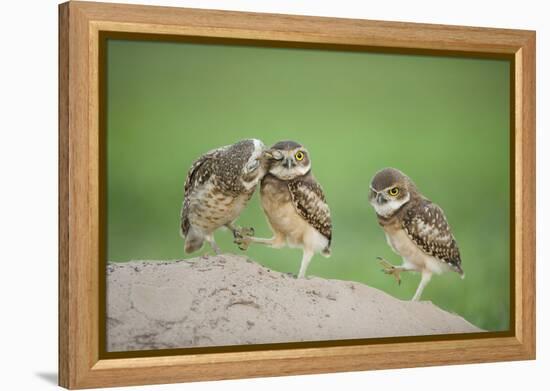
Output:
[59, 1, 536, 389]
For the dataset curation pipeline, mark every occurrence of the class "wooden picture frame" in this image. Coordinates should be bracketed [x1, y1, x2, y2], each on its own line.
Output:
[59, 1, 536, 389]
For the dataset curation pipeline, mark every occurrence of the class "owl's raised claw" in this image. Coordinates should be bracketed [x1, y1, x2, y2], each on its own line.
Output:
[234, 235, 252, 251]
[377, 256, 402, 285]
[239, 226, 255, 237]
[229, 225, 255, 240]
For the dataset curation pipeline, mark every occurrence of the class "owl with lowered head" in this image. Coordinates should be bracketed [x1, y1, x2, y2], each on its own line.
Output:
[234, 140, 332, 278]
[180, 139, 268, 254]
[368, 168, 464, 301]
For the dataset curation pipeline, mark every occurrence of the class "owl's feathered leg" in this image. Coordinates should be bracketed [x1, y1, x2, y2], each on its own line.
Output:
[205, 234, 222, 255]
[297, 249, 314, 279]
[411, 271, 432, 301]
[234, 233, 285, 251]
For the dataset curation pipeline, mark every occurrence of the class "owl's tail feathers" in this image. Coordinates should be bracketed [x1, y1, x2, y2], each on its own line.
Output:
[456, 265, 465, 280]
[184, 228, 205, 254]
[321, 246, 331, 258]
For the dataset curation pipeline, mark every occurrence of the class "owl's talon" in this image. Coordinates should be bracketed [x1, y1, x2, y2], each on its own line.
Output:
[240, 227, 255, 237]
[231, 226, 255, 240]
[234, 235, 251, 251]
[377, 257, 402, 285]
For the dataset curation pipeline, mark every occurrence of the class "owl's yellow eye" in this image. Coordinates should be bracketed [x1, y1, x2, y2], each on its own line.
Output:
[388, 187, 399, 196]
[295, 151, 305, 161]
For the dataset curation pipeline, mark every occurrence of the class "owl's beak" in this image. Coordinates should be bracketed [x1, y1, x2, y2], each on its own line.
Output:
[376, 192, 387, 205]
[284, 158, 294, 169]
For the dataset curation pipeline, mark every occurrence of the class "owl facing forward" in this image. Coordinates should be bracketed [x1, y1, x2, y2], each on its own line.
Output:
[180, 139, 268, 254]
[235, 140, 332, 278]
[368, 168, 464, 301]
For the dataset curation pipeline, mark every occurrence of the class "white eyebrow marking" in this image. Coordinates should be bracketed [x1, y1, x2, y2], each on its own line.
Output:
[370, 186, 396, 193]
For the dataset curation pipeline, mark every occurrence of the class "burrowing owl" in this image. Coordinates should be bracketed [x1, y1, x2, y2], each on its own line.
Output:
[368, 168, 463, 301]
[235, 140, 332, 278]
[180, 139, 268, 254]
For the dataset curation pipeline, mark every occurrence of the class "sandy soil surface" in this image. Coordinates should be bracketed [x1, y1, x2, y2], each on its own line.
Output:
[107, 254, 482, 352]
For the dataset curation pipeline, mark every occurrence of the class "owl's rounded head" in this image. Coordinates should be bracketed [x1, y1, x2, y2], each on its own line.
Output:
[238, 139, 270, 189]
[265, 140, 311, 180]
[368, 168, 418, 218]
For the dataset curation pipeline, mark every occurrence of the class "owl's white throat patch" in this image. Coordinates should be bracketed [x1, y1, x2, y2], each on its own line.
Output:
[269, 162, 311, 180]
[371, 192, 410, 218]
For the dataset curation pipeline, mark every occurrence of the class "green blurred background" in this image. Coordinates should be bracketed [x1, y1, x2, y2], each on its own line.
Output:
[107, 39, 510, 331]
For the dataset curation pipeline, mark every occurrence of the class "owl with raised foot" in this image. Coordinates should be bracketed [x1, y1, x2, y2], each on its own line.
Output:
[368, 167, 464, 301]
[235, 140, 332, 278]
[180, 139, 268, 254]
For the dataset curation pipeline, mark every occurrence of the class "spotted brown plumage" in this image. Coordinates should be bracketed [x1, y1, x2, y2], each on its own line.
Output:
[368, 167, 464, 301]
[180, 148, 218, 238]
[180, 139, 268, 254]
[288, 174, 332, 248]
[233, 140, 332, 278]
[402, 201, 463, 275]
